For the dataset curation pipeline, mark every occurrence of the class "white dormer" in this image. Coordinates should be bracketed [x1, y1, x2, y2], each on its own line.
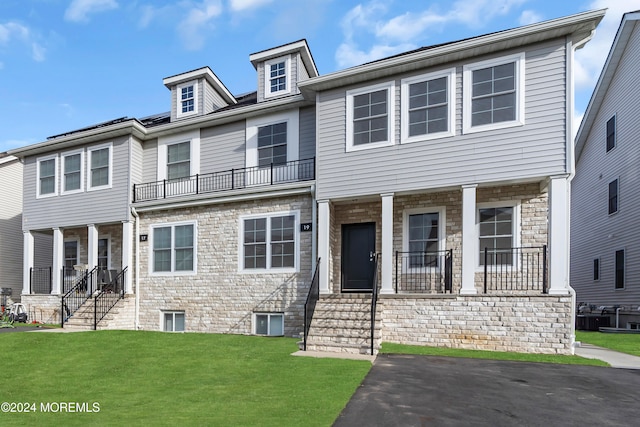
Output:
[163, 67, 237, 122]
[249, 39, 318, 103]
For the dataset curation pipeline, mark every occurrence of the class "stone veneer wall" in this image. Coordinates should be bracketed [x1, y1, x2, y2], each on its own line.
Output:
[136, 195, 313, 336]
[381, 294, 572, 354]
[64, 224, 124, 269]
[21, 294, 61, 324]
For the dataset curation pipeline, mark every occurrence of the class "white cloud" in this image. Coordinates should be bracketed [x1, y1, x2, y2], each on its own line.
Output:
[518, 10, 543, 26]
[64, 0, 119, 23]
[336, 0, 526, 68]
[229, 0, 273, 12]
[177, 0, 223, 50]
[575, 0, 640, 90]
[0, 21, 46, 62]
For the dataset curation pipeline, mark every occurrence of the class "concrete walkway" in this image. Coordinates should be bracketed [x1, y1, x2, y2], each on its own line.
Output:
[574, 342, 640, 369]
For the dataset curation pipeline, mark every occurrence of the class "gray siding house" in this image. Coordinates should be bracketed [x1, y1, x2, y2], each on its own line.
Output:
[572, 11, 640, 329]
[0, 154, 23, 305]
[8, 10, 604, 355]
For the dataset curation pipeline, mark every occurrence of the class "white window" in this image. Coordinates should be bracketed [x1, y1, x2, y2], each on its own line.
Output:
[167, 141, 191, 180]
[163, 311, 185, 332]
[88, 143, 112, 190]
[346, 81, 395, 152]
[61, 150, 84, 194]
[64, 240, 79, 269]
[264, 56, 290, 98]
[254, 313, 284, 336]
[463, 53, 525, 134]
[177, 80, 198, 118]
[246, 111, 298, 168]
[401, 69, 456, 143]
[36, 155, 58, 198]
[98, 237, 110, 269]
[157, 130, 200, 181]
[239, 211, 299, 273]
[477, 202, 520, 267]
[402, 207, 446, 270]
[151, 221, 197, 275]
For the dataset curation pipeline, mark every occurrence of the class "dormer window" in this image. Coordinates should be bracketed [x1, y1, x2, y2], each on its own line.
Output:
[177, 80, 198, 118]
[264, 56, 290, 98]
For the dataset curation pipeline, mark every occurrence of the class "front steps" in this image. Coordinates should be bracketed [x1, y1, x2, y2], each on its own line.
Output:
[63, 294, 134, 331]
[303, 294, 382, 355]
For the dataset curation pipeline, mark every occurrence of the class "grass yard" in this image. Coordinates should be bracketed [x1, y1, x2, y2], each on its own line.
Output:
[0, 331, 370, 426]
[381, 342, 609, 366]
[576, 331, 640, 357]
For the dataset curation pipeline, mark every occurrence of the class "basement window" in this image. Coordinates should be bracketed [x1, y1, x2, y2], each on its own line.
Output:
[254, 313, 283, 336]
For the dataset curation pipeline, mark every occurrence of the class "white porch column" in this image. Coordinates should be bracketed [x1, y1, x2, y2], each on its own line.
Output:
[22, 231, 34, 295]
[548, 175, 571, 295]
[122, 220, 133, 294]
[380, 193, 394, 294]
[461, 185, 478, 295]
[318, 200, 331, 294]
[87, 224, 98, 271]
[52, 228, 63, 295]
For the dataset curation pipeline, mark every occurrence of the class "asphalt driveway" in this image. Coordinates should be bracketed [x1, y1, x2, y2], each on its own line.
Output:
[334, 354, 640, 427]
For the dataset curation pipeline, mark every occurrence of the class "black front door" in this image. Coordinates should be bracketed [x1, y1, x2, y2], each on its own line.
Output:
[341, 222, 376, 292]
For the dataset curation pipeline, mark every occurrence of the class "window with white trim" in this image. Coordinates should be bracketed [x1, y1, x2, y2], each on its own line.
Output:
[37, 155, 58, 197]
[463, 53, 525, 133]
[152, 222, 196, 274]
[401, 69, 455, 143]
[98, 238, 109, 269]
[64, 240, 79, 269]
[615, 249, 625, 289]
[163, 311, 185, 332]
[346, 82, 395, 151]
[88, 144, 112, 190]
[606, 115, 616, 152]
[240, 212, 298, 272]
[264, 56, 290, 98]
[62, 151, 83, 193]
[254, 313, 284, 336]
[167, 141, 191, 180]
[609, 178, 618, 215]
[478, 204, 519, 266]
[258, 122, 287, 167]
[177, 80, 198, 118]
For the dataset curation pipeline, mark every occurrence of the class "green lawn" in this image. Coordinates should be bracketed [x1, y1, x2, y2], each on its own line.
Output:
[381, 342, 609, 366]
[576, 331, 640, 357]
[0, 331, 370, 426]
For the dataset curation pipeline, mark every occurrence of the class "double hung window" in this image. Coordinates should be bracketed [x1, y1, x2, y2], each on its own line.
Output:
[152, 222, 196, 274]
[167, 142, 191, 180]
[479, 206, 515, 266]
[241, 212, 297, 271]
[257, 123, 287, 167]
[346, 82, 394, 151]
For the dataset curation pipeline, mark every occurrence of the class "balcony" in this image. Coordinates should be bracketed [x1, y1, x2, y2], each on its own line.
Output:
[133, 157, 315, 203]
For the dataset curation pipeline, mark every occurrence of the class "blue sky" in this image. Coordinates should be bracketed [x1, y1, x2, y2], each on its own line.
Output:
[1, 0, 638, 152]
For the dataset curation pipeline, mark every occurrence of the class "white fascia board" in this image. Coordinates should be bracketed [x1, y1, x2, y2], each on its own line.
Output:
[575, 12, 640, 160]
[0, 155, 18, 165]
[299, 9, 605, 95]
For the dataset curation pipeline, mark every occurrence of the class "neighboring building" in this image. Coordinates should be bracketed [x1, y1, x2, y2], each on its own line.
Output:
[0, 153, 23, 306]
[9, 9, 604, 354]
[572, 11, 640, 329]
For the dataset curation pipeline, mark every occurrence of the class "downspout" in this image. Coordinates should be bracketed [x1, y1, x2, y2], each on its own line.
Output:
[131, 207, 140, 330]
[311, 183, 317, 273]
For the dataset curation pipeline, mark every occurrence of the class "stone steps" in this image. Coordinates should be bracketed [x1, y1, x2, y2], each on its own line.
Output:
[62, 294, 134, 331]
[304, 295, 383, 355]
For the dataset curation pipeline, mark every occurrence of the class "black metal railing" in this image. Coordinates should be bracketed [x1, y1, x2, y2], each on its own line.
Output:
[370, 253, 381, 355]
[94, 267, 127, 330]
[303, 258, 321, 351]
[61, 267, 99, 326]
[483, 245, 547, 293]
[30, 267, 52, 294]
[133, 157, 315, 202]
[395, 250, 453, 293]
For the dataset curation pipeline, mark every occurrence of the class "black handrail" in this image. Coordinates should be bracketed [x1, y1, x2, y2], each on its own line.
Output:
[61, 267, 99, 327]
[483, 245, 548, 293]
[94, 267, 127, 330]
[395, 250, 453, 293]
[133, 157, 315, 202]
[370, 254, 381, 355]
[303, 258, 321, 351]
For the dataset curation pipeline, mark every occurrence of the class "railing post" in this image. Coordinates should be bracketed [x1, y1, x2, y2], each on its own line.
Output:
[94, 293, 98, 331]
[163, 179, 167, 199]
[231, 168, 235, 190]
[132, 184, 136, 203]
[195, 174, 199, 195]
[48, 266, 52, 294]
[542, 244, 548, 294]
[483, 247, 488, 294]
[395, 251, 398, 293]
[270, 162, 274, 185]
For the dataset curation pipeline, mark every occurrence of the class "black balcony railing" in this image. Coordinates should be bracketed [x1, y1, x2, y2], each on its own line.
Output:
[30, 267, 52, 294]
[483, 246, 547, 293]
[395, 250, 453, 293]
[133, 157, 315, 203]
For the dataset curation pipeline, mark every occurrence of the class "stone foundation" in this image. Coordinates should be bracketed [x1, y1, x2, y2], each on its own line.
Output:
[21, 294, 61, 324]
